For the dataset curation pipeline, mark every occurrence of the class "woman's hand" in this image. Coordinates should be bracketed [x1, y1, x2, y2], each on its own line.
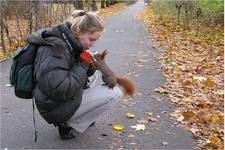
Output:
[80, 50, 92, 65]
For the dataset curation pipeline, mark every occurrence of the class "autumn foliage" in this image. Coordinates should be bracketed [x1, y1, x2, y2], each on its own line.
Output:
[139, 3, 224, 150]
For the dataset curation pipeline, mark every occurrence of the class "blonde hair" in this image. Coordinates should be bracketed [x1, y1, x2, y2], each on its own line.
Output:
[70, 10, 104, 37]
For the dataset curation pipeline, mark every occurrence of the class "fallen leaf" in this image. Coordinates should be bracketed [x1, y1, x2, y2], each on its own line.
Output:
[154, 87, 169, 93]
[177, 115, 184, 122]
[147, 117, 158, 122]
[170, 97, 180, 103]
[161, 111, 167, 114]
[128, 134, 135, 138]
[130, 124, 146, 131]
[182, 111, 196, 121]
[211, 113, 224, 125]
[113, 124, 125, 131]
[193, 75, 207, 81]
[213, 90, 224, 95]
[145, 112, 154, 116]
[126, 113, 135, 118]
[208, 137, 221, 148]
[178, 65, 187, 71]
[137, 119, 148, 124]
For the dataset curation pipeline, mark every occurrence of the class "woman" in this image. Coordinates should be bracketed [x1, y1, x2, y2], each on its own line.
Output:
[28, 10, 123, 140]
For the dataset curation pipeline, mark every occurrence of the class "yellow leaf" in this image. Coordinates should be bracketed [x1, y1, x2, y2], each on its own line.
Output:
[0, 52, 4, 60]
[205, 78, 215, 88]
[154, 87, 169, 94]
[178, 65, 187, 72]
[209, 137, 221, 148]
[126, 113, 135, 118]
[113, 124, 125, 131]
[175, 74, 181, 81]
[211, 113, 224, 125]
[203, 114, 212, 124]
[19, 40, 28, 47]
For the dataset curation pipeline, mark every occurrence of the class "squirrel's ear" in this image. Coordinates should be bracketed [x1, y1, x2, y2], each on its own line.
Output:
[100, 49, 108, 59]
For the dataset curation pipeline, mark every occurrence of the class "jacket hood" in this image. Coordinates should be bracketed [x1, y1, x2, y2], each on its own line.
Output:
[27, 22, 84, 57]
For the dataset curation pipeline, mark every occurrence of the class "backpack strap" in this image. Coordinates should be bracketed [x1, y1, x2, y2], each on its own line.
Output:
[32, 98, 38, 142]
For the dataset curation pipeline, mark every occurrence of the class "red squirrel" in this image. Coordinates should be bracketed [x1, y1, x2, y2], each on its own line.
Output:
[92, 49, 136, 97]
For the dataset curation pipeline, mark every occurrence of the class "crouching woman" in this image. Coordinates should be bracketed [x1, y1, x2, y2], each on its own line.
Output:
[29, 10, 123, 140]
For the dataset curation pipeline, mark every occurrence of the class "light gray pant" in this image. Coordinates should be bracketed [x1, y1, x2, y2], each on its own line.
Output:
[67, 72, 123, 133]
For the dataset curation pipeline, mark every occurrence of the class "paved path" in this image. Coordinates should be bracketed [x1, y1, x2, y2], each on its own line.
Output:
[1, 1, 196, 149]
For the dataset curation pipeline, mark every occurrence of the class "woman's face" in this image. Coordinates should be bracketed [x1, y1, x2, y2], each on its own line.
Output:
[78, 31, 102, 50]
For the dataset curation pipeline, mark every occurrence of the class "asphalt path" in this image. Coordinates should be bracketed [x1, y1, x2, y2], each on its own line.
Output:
[1, 1, 196, 149]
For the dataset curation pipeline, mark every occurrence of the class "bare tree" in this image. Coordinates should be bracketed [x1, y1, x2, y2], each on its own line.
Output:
[91, 0, 98, 11]
[175, 2, 182, 25]
[15, 8, 24, 39]
[25, 2, 33, 36]
[73, 0, 84, 10]
[106, 0, 110, 7]
[33, 1, 42, 31]
[101, 0, 105, 8]
[3, 14, 12, 47]
[0, 1, 6, 53]
[195, 7, 202, 37]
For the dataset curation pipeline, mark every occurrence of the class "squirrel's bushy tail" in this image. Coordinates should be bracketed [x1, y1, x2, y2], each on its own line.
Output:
[117, 76, 136, 96]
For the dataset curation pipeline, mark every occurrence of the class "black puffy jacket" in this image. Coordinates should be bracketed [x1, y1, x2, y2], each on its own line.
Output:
[29, 22, 89, 125]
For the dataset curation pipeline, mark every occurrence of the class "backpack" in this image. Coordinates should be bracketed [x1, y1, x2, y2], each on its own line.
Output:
[9, 42, 39, 142]
[9, 42, 38, 99]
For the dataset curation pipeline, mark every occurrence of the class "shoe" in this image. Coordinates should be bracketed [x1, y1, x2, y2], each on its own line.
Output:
[89, 122, 95, 127]
[58, 123, 75, 140]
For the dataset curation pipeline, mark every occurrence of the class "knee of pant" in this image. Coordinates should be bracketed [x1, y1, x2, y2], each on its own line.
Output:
[110, 86, 123, 100]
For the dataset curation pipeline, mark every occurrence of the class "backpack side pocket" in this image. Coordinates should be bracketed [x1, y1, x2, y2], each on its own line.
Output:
[16, 65, 34, 92]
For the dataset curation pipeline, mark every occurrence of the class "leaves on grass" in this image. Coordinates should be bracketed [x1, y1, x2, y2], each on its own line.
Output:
[139, 4, 224, 149]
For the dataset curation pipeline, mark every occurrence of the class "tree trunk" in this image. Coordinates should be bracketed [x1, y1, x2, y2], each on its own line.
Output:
[106, 0, 110, 7]
[26, 4, 33, 36]
[33, 1, 42, 31]
[0, 2, 6, 53]
[109, 0, 115, 5]
[3, 15, 12, 46]
[175, 2, 182, 25]
[195, 8, 202, 37]
[184, 3, 189, 30]
[91, 0, 98, 11]
[101, 0, 105, 8]
[15, 9, 24, 39]
[60, 4, 64, 22]
[73, 0, 84, 10]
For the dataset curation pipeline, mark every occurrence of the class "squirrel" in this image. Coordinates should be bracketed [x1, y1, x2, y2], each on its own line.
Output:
[92, 49, 136, 97]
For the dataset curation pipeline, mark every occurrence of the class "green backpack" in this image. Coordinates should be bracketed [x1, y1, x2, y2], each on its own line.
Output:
[9, 43, 38, 99]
